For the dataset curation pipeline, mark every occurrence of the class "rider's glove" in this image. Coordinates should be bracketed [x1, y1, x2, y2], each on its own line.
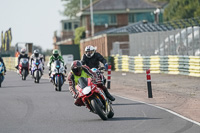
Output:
[93, 78, 102, 85]
[104, 63, 108, 71]
[73, 92, 79, 99]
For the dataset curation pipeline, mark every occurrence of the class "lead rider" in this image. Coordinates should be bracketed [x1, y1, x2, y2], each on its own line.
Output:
[67, 60, 115, 107]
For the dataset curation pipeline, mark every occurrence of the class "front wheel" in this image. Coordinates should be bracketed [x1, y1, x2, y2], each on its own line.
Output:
[107, 103, 114, 118]
[22, 69, 27, 80]
[0, 75, 2, 87]
[91, 99, 108, 120]
[35, 70, 40, 83]
[57, 75, 62, 91]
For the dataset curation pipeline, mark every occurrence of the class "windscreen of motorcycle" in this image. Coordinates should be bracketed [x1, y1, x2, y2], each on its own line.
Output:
[78, 77, 88, 89]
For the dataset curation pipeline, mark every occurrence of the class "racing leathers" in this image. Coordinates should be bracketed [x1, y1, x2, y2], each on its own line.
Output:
[16, 54, 29, 70]
[67, 65, 115, 106]
[29, 54, 44, 74]
[48, 55, 65, 75]
[67, 65, 98, 106]
[0, 57, 6, 73]
[81, 52, 107, 69]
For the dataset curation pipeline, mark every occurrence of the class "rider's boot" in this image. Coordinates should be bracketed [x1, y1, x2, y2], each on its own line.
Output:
[49, 71, 52, 82]
[101, 86, 115, 101]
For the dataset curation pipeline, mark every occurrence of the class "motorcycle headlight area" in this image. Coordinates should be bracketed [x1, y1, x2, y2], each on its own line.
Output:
[82, 86, 92, 95]
[54, 69, 58, 72]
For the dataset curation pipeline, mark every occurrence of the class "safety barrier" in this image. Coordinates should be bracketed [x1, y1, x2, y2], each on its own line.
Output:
[3, 57, 18, 71]
[113, 55, 200, 77]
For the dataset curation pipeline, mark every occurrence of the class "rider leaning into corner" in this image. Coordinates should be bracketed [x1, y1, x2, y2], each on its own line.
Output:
[29, 49, 45, 75]
[81, 45, 108, 70]
[0, 56, 6, 74]
[48, 49, 66, 81]
[15, 48, 29, 71]
[67, 60, 115, 107]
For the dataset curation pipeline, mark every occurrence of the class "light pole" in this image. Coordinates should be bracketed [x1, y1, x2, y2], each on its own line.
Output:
[80, 0, 82, 10]
[90, 0, 94, 36]
[154, 8, 160, 24]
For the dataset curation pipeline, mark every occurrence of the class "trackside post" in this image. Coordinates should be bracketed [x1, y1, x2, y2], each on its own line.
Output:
[146, 69, 153, 98]
[107, 65, 111, 89]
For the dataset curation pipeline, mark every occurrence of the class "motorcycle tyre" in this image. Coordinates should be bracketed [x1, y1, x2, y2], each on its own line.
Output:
[22, 69, 26, 80]
[36, 70, 40, 83]
[0, 75, 2, 87]
[91, 99, 108, 120]
[57, 75, 62, 91]
[107, 103, 114, 118]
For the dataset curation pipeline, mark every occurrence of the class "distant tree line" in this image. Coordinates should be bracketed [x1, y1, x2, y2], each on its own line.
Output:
[61, 0, 90, 18]
[62, 0, 200, 21]
[164, 0, 200, 21]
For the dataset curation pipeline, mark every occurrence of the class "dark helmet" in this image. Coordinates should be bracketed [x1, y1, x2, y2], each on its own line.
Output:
[34, 49, 39, 58]
[52, 49, 59, 59]
[71, 60, 82, 76]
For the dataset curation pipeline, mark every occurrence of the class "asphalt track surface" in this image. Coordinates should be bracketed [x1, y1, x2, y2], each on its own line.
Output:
[0, 71, 200, 133]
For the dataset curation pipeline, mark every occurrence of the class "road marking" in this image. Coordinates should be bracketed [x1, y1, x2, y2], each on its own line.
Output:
[114, 94, 200, 126]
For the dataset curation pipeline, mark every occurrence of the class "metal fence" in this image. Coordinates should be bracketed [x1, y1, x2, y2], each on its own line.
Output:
[129, 27, 200, 56]
[111, 17, 200, 56]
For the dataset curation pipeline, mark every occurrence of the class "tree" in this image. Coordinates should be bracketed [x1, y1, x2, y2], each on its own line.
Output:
[164, 0, 200, 21]
[74, 26, 86, 45]
[62, 0, 90, 18]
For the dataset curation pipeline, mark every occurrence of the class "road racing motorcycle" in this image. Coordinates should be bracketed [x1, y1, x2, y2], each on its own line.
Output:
[0, 62, 5, 87]
[19, 58, 29, 80]
[31, 59, 43, 83]
[76, 77, 114, 120]
[49, 60, 65, 91]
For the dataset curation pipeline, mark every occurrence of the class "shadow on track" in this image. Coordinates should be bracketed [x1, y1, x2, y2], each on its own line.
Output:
[112, 102, 144, 106]
[108, 117, 161, 121]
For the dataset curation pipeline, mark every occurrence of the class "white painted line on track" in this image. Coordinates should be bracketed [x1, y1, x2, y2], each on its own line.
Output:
[114, 94, 200, 126]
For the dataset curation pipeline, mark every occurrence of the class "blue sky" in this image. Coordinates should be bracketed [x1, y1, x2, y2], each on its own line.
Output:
[0, 0, 66, 51]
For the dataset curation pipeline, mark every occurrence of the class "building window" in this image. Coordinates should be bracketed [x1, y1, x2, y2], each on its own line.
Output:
[93, 14, 117, 25]
[129, 13, 135, 23]
[74, 23, 79, 29]
[109, 15, 117, 25]
[64, 23, 67, 30]
[64, 22, 72, 30]
[135, 12, 154, 23]
[68, 23, 72, 30]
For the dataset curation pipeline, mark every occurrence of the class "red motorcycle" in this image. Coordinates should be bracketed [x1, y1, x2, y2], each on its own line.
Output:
[76, 77, 114, 120]
[19, 58, 29, 80]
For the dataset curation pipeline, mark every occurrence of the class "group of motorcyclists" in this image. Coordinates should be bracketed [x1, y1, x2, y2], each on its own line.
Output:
[0, 45, 115, 105]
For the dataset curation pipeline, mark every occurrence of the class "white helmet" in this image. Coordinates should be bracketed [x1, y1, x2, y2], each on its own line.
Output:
[85, 45, 95, 58]
[34, 49, 39, 58]
[20, 48, 26, 55]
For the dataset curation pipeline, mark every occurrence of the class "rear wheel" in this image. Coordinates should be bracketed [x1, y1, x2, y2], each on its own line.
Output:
[91, 99, 108, 120]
